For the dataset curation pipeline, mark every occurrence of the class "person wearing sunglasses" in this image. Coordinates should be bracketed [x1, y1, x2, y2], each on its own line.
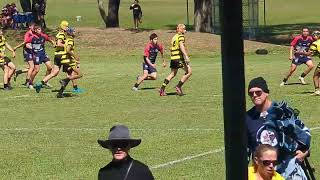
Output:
[246, 77, 311, 179]
[249, 144, 284, 180]
[97, 125, 154, 180]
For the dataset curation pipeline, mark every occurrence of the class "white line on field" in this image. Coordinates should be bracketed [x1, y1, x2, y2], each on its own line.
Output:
[5, 94, 30, 99]
[0, 127, 219, 132]
[310, 127, 320, 130]
[1, 126, 319, 132]
[150, 126, 320, 169]
[151, 148, 224, 169]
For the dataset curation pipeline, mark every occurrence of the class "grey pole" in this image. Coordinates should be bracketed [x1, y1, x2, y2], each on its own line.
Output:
[219, 0, 248, 180]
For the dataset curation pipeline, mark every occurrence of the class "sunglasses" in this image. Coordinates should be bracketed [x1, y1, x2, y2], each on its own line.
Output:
[110, 141, 129, 149]
[248, 90, 263, 97]
[261, 160, 277, 166]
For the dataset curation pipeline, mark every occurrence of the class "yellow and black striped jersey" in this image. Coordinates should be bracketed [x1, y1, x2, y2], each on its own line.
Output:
[170, 33, 185, 61]
[310, 39, 320, 57]
[0, 36, 6, 55]
[60, 37, 75, 64]
[55, 31, 66, 55]
[65, 37, 75, 51]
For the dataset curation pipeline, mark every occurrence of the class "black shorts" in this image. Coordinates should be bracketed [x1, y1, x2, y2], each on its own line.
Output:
[54, 54, 63, 67]
[0, 56, 11, 67]
[170, 59, 184, 69]
[62, 60, 77, 73]
[133, 13, 141, 20]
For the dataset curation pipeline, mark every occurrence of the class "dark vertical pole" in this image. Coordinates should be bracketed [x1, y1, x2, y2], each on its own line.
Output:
[220, 0, 247, 180]
[186, 0, 189, 26]
[264, 0, 266, 27]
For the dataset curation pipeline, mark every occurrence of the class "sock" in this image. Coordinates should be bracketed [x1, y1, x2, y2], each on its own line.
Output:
[283, 78, 288, 83]
[161, 79, 170, 89]
[62, 78, 70, 88]
[16, 69, 23, 74]
[300, 73, 306, 78]
[73, 85, 78, 89]
[176, 81, 184, 88]
[134, 83, 139, 88]
[58, 86, 64, 95]
[41, 81, 46, 85]
[4, 84, 8, 88]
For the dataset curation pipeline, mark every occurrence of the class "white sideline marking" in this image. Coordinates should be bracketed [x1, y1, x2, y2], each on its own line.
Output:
[1, 127, 319, 132]
[151, 148, 224, 169]
[5, 95, 30, 99]
[0, 127, 218, 132]
[310, 127, 320, 130]
[150, 126, 320, 169]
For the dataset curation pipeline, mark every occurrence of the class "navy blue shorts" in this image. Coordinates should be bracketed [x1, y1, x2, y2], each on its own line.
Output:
[292, 56, 311, 65]
[142, 62, 157, 74]
[34, 51, 49, 65]
[23, 49, 34, 62]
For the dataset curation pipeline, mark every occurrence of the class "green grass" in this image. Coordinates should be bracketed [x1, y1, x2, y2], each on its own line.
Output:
[1, 0, 194, 29]
[0, 44, 319, 179]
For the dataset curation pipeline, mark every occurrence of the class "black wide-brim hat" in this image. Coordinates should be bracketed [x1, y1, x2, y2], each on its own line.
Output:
[98, 125, 141, 149]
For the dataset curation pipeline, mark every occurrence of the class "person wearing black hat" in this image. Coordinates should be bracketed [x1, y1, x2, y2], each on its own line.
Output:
[246, 77, 311, 179]
[97, 125, 154, 180]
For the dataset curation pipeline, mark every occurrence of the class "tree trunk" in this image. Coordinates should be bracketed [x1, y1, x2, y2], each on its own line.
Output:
[20, 0, 32, 12]
[194, 0, 213, 32]
[97, 0, 120, 27]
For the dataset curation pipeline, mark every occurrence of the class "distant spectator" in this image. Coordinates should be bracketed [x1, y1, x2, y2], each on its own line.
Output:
[32, 0, 46, 28]
[97, 125, 154, 180]
[248, 144, 284, 180]
[129, 0, 142, 30]
[0, 7, 13, 28]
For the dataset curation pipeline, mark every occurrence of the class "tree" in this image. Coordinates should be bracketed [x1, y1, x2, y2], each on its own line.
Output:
[194, 0, 213, 32]
[20, 0, 32, 12]
[97, 0, 121, 27]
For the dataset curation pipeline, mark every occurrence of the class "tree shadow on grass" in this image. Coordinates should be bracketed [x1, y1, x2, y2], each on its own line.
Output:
[164, 24, 194, 31]
[256, 23, 320, 45]
[124, 28, 154, 33]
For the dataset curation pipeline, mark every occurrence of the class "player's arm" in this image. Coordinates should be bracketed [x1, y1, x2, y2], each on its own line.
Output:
[144, 45, 155, 68]
[56, 38, 64, 48]
[5, 42, 16, 58]
[13, 41, 26, 50]
[145, 56, 155, 68]
[66, 44, 79, 62]
[179, 41, 190, 64]
[289, 46, 295, 60]
[159, 45, 166, 67]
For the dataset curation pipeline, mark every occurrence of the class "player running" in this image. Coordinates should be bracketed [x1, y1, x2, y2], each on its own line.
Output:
[25, 24, 55, 88]
[309, 31, 320, 95]
[159, 24, 192, 96]
[280, 27, 314, 86]
[55, 27, 83, 98]
[34, 20, 68, 92]
[132, 33, 165, 91]
[0, 28, 16, 90]
[14, 22, 35, 87]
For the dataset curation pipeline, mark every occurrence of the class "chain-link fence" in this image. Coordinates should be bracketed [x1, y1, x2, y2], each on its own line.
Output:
[213, 0, 265, 39]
